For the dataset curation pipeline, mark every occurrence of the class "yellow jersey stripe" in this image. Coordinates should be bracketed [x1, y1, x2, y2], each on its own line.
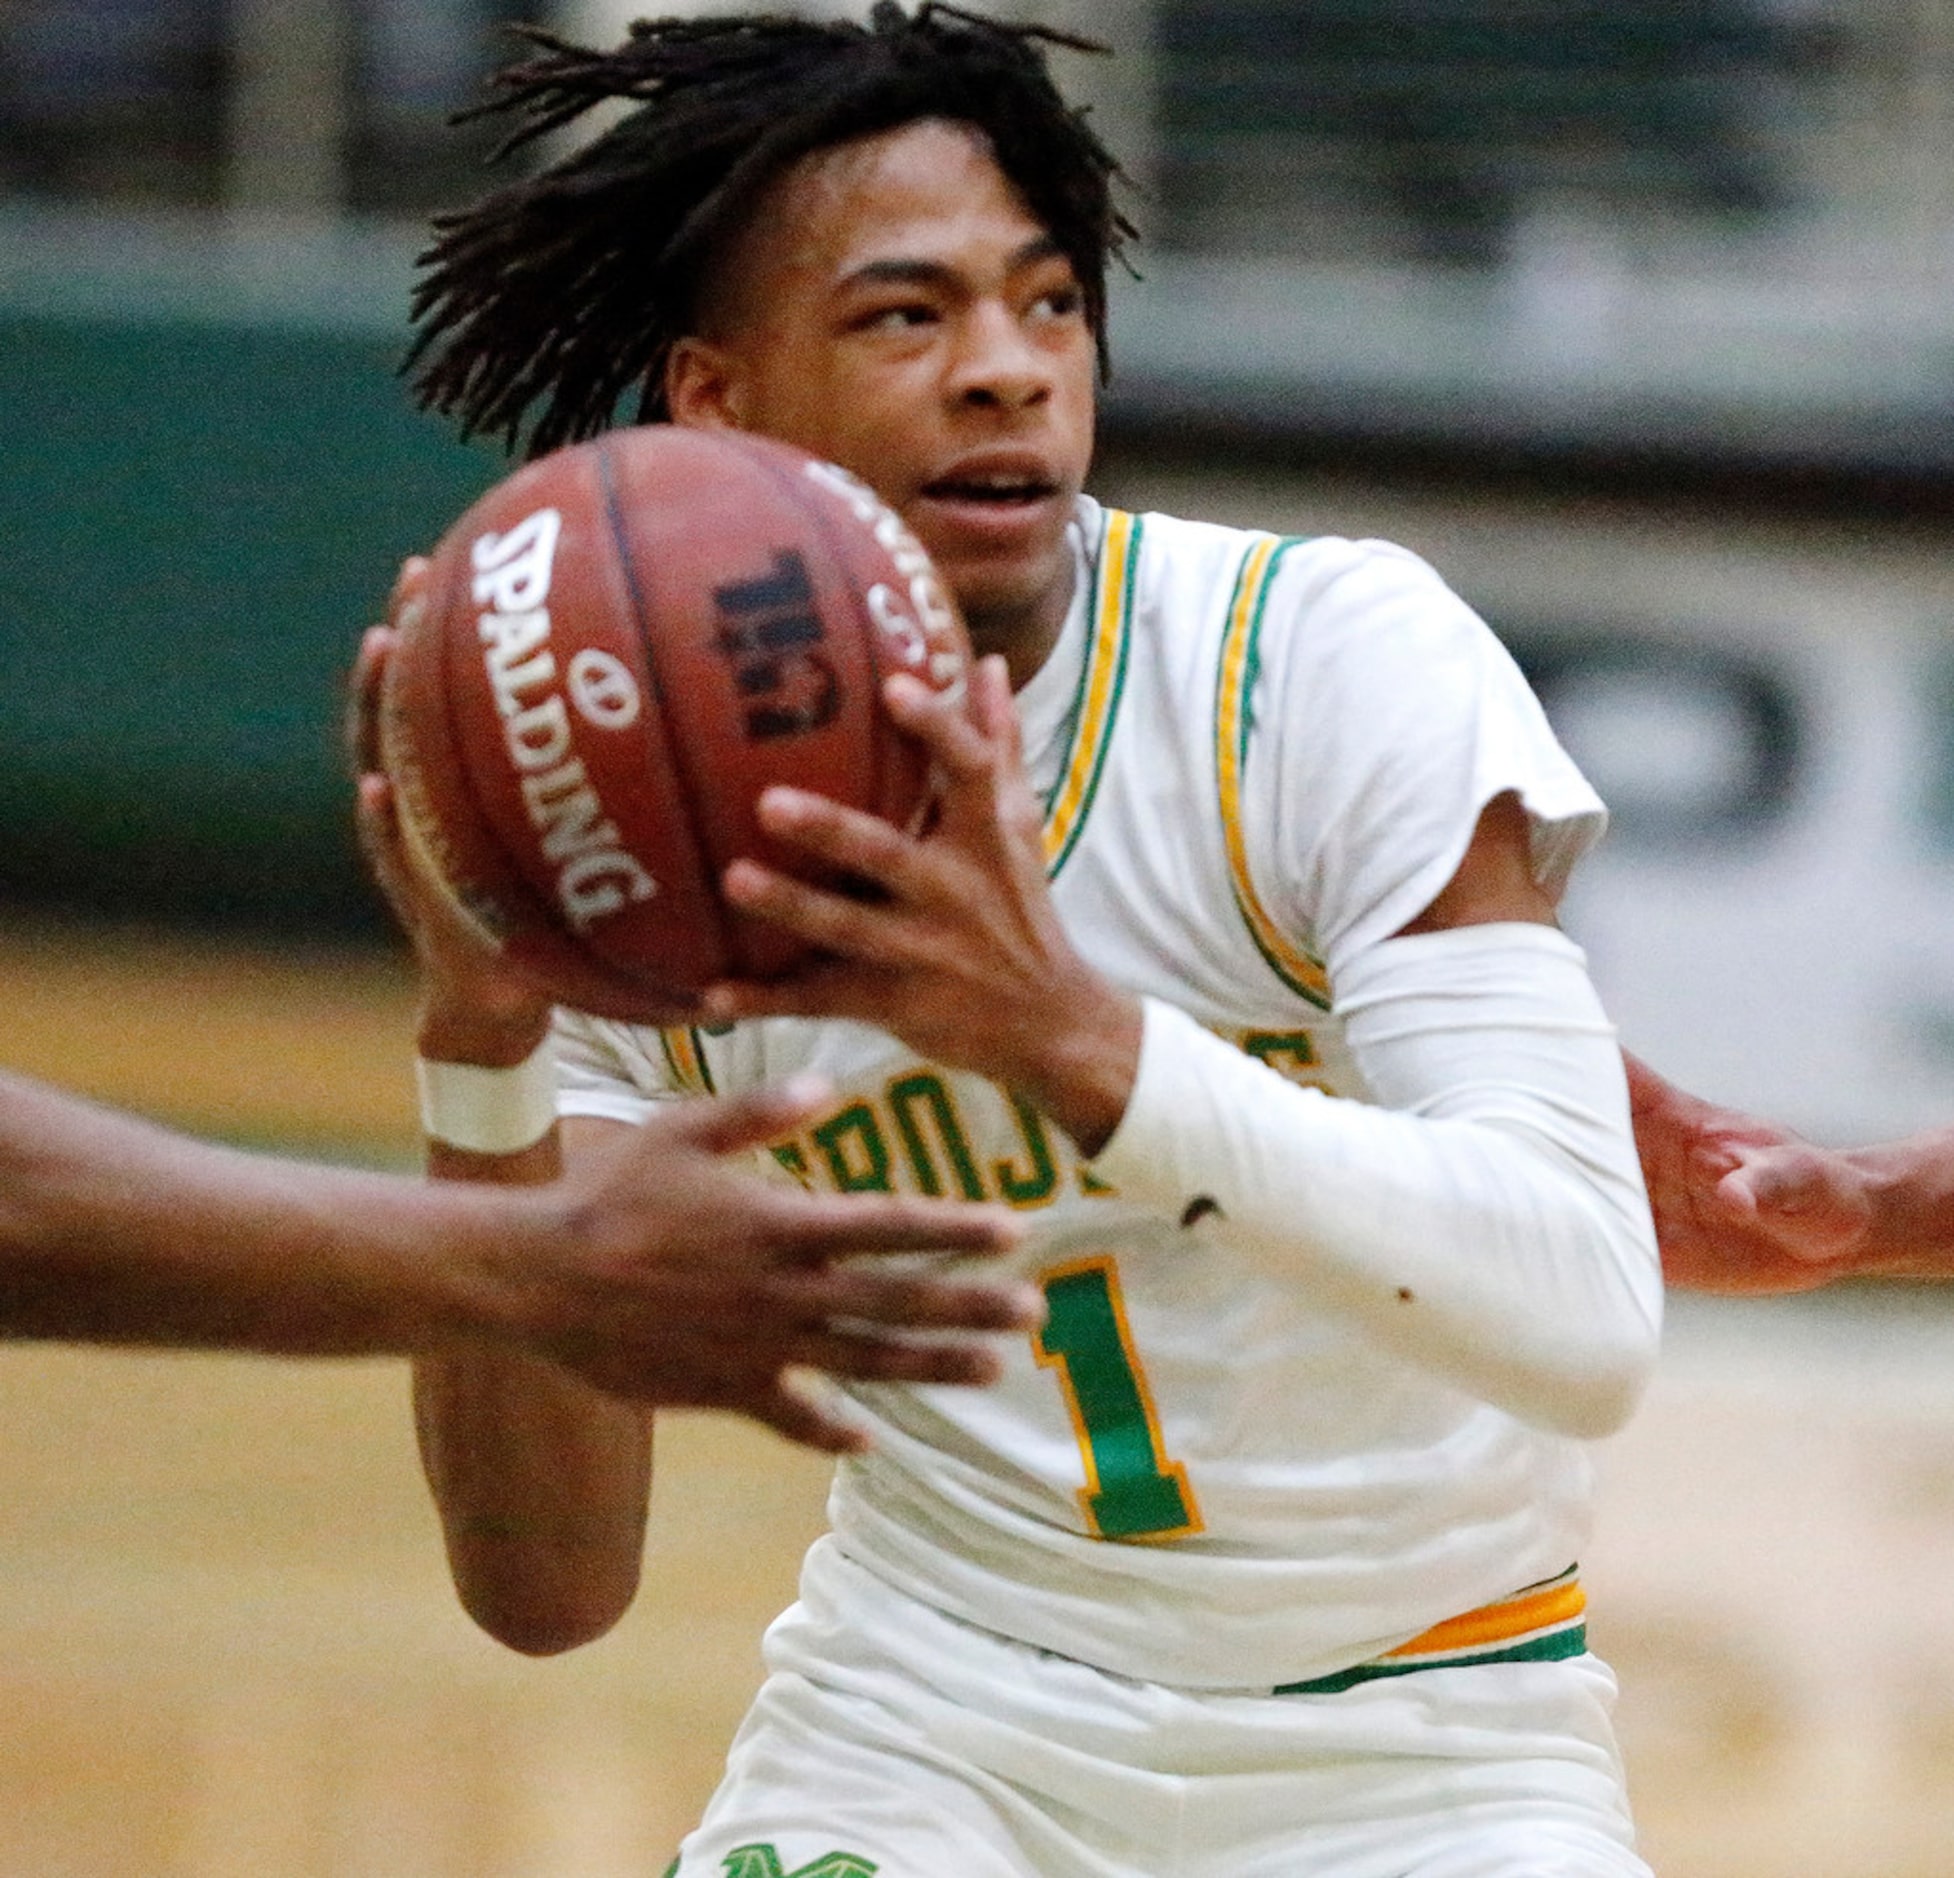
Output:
[657, 1026, 714, 1096]
[1043, 509, 1138, 879]
[1214, 535, 1333, 1010]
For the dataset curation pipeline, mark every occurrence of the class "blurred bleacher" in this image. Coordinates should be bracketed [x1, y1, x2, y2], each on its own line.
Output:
[3, 0, 1950, 936]
[1155, 0, 1830, 263]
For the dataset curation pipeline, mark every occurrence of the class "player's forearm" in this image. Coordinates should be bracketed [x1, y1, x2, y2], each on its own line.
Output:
[1837, 1130, 1954, 1278]
[0, 1072, 489, 1355]
[1094, 928, 1661, 1439]
[414, 1130, 652, 1654]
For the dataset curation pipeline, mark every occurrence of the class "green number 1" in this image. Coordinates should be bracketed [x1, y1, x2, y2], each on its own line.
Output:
[1034, 1256, 1201, 1542]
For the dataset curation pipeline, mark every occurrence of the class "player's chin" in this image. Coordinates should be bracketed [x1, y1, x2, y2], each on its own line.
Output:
[926, 533, 1074, 641]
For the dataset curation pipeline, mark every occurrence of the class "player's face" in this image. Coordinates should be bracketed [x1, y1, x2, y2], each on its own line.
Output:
[669, 118, 1097, 667]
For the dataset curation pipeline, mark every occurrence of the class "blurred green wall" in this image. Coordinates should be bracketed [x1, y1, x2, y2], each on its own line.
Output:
[1, 220, 499, 932]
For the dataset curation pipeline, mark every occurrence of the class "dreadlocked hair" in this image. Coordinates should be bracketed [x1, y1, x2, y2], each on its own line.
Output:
[407, 1, 1134, 458]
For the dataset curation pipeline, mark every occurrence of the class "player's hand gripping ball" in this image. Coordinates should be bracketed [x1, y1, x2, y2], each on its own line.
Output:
[378, 426, 971, 1020]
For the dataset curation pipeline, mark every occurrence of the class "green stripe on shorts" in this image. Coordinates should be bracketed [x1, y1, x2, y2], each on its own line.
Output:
[1273, 1623, 1588, 1697]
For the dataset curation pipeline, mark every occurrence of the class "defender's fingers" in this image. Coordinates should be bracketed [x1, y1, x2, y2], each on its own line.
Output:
[787, 1328, 1006, 1388]
[657, 1074, 835, 1156]
[755, 1367, 875, 1455]
[771, 1265, 1043, 1332]
[766, 1195, 1028, 1261]
[750, 1198, 1030, 1264]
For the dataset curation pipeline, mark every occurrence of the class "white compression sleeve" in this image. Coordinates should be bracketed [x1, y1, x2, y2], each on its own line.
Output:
[1092, 924, 1661, 1438]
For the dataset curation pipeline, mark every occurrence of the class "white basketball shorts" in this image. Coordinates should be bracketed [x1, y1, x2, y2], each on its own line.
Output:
[668, 1538, 1651, 1878]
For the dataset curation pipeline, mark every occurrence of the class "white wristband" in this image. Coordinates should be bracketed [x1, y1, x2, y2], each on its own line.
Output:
[416, 1037, 559, 1155]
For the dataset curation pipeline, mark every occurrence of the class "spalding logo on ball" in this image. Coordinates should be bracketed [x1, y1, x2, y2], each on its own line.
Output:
[378, 426, 972, 1021]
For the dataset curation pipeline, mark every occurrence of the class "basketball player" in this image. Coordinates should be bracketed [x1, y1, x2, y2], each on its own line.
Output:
[1627, 1050, 1954, 1293]
[0, 1027, 1028, 1441]
[364, 7, 1664, 1868]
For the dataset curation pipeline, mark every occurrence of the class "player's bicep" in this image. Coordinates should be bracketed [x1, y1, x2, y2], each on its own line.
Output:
[1248, 542, 1600, 975]
[1393, 790, 1559, 937]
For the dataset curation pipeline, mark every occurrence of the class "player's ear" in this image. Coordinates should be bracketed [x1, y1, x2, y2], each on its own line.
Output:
[666, 337, 748, 433]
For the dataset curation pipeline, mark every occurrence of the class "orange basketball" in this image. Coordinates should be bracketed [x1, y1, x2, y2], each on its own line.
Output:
[377, 425, 970, 1020]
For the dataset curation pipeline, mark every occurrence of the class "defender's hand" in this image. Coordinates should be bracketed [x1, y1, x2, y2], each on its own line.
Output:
[493, 1080, 1039, 1451]
[1625, 1052, 1873, 1293]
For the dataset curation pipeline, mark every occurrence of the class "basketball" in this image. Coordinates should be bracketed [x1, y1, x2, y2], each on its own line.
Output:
[377, 425, 971, 1021]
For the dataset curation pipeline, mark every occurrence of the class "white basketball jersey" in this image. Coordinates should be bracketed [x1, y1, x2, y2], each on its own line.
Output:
[556, 496, 1610, 1691]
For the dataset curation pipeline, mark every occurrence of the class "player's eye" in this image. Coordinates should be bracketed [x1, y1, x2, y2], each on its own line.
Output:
[1028, 284, 1084, 323]
[856, 302, 937, 334]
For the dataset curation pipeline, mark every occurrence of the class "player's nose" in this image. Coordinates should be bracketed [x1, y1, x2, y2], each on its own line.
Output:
[946, 300, 1053, 412]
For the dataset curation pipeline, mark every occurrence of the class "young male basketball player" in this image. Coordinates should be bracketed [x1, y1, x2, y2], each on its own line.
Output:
[364, 8, 1665, 1869]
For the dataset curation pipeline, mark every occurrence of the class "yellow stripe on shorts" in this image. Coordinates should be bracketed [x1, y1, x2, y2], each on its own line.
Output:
[1273, 1568, 1588, 1695]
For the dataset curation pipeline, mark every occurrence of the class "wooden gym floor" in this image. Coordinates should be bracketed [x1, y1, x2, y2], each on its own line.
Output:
[2, 916, 1953, 1876]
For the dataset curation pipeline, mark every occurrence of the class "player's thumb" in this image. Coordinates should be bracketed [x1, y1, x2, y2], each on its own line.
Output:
[353, 773, 412, 908]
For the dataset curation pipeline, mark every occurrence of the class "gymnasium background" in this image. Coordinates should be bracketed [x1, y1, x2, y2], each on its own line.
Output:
[4, 1, 1954, 1871]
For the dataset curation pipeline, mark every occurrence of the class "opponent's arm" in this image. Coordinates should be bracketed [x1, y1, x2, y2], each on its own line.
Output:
[0, 1065, 528, 1352]
[1626, 1051, 1954, 1290]
[709, 665, 1658, 1440]
[0, 1063, 1026, 1372]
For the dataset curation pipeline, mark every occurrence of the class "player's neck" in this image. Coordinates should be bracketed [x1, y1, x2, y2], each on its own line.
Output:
[964, 557, 1077, 693]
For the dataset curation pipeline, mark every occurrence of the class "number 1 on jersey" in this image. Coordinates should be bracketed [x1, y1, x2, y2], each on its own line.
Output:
[1035, 1256, 1202, 1542]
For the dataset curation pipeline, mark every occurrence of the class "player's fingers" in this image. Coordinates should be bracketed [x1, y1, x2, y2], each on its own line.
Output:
[345, 624, 397, 779]
[354, 772, 413, 905]
[753, 788, 930, 897]
[698, 976, 813, 1027]
[884, 670, 1001, 783]
[966, 654, 1020, 755]
[388, 553, 432, 616]
[720, 858, 922, 967]
[347, 559, 427, 779]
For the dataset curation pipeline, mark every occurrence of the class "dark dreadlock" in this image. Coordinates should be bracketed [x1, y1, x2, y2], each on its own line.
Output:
[407, 2, 1134, 459]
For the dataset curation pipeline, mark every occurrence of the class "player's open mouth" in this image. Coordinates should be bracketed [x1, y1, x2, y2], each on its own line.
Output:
[920, 475, 1059, 506]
